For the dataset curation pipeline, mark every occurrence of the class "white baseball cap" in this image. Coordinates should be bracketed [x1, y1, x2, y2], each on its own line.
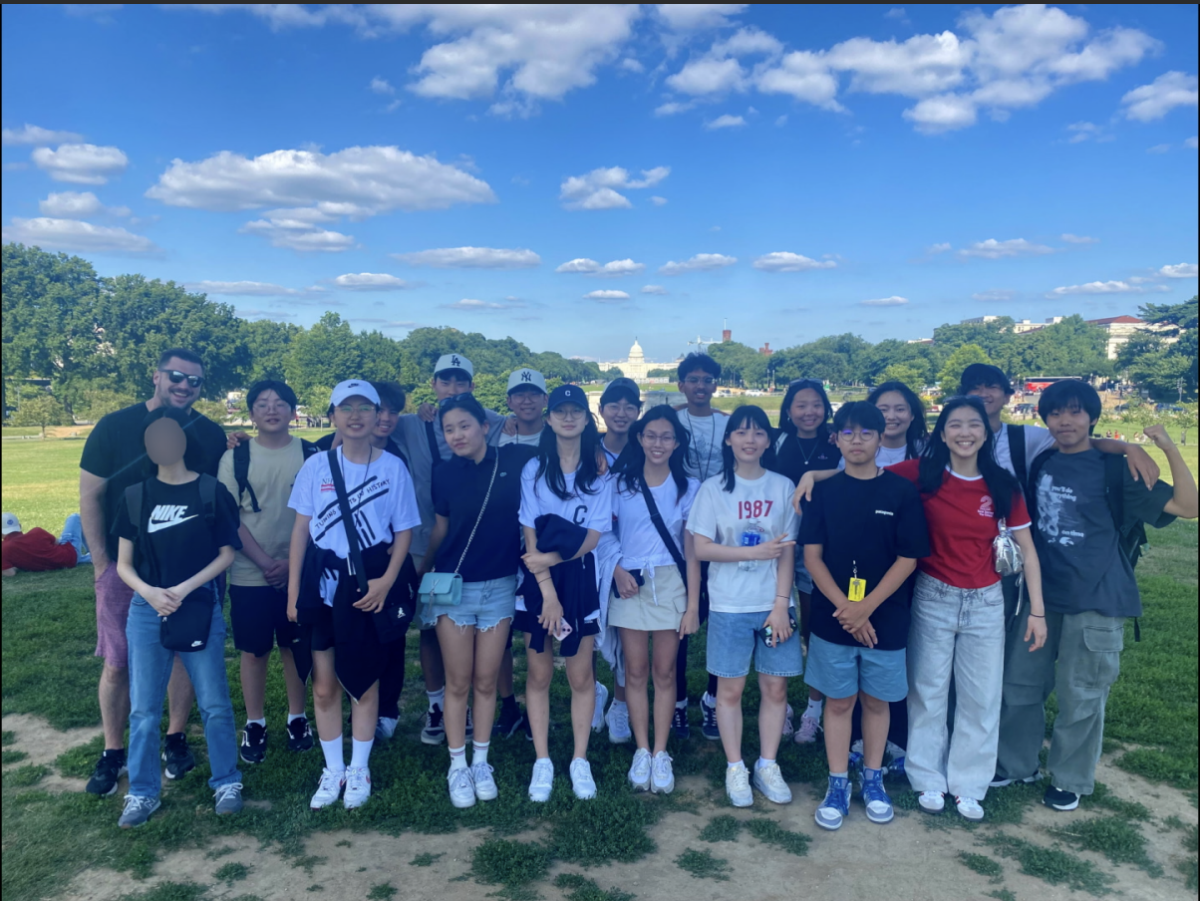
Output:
[507, 368, 547, 394]
[433, 353, 474, 379]
[2, 512, 22, 536]
[329, 380, 382, 408]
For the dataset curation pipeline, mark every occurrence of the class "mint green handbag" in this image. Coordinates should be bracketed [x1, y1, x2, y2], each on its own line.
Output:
[418, 453, 499, 608]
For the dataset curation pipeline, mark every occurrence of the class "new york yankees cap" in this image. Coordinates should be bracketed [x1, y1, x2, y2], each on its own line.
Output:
[506, 368, 547, 394]
[330, 380, 382, 407]
[433, 353, 474, 379]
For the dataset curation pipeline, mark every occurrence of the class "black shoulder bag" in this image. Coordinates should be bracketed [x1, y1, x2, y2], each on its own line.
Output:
[326, 448, 410, 643]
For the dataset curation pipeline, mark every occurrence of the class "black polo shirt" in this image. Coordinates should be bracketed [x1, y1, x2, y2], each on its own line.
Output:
[432, 444, 536, 582]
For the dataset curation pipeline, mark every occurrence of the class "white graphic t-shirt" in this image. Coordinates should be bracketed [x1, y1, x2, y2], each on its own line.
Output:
[677, 409, 730, 483]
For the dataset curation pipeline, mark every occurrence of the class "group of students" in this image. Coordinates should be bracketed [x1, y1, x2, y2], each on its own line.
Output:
[83, 347, 1197, 831]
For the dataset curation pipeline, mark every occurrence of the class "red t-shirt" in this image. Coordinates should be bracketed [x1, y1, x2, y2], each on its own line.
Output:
[1, 529, 77, 572]
[887, 459, 1029, 589]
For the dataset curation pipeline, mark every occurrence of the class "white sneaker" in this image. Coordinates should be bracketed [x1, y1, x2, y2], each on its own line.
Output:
[310, 767, 345, 809]
[605, 701, 632, 744]
[752, 761, 793, 804]
[650, 751, 675, 794]
[529, 758, 554, 803]
[726, 762, 753, 807]
[472, 761, 498, 801]
[918, 790, 945, 813]
[955, 796, 985, 821]
[570, 757, 598, 800]
[448, 765, 476, 809]
[591, 682, 609, 733]
[628, 748, 652, 791]
[781, 704, 794, 737]
[343, 765, 371, 809]
[794, 713, 821, 744]
[375, 716, 398, 740]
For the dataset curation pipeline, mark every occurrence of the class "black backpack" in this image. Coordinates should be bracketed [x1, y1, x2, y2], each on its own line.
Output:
[1006, 424, 1027, 487]
[233, 438, 319, 512]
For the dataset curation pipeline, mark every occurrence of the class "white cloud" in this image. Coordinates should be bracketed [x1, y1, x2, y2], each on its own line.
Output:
[1047, 280, 1166, 296]
[859, 296, 909, 306]
[1066, 121, 1103, 143]
[369, 76, 395, 95]
[641, 284, 668, 295]
[444, 298, 510, 311]
[240, 217, 355, 253]
[1159, 263, 1198, 278]
[755, 51, 842, 109]
[958, 238, 1055, 259]
[329, 272, 410, 290]
[559, 165, 669, 210]
[902, 93, 977, 133]
[1, 124, 83, 146]
[1121, 71, 1198, 122]
[705, 114, 746, 129]
[885, 8, 908, 21]
[654, 101, 695, 116]
[187, 280, 313, 297]
[659, 253, 737, 275]
[1, 217, 157, 254]
[1147, 143, 1172, 155]
[655, 5, 747, 32]
[583, 289, 632, 302]
[827, 32, 970, 97]
[775, 114, 788, 126]
[348, 318, 418, 328]
[752, 252, 836, 272]
[32, 143, 128, 184]
[1061, 233, 1099, 244]
[556, 258, 645, 277]
[1186, 136, 1199, 150]
[393, 247, 541, 269]
[38, 191, 103, 218]
[927, 242, 952, 254]
[650, 195, 668, 206]
[236, 308, 298, 320]
[972, 289, 1015, 302]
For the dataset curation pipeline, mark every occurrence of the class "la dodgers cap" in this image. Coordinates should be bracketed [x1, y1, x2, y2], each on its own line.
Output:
[433, 353, 474, 379]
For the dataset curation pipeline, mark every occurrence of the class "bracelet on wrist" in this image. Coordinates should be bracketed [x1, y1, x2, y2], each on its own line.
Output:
[1029, 613, 1045, 618]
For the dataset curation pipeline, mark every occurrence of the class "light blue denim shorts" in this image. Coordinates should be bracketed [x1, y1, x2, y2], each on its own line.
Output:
[425, 575, 517, 632]
[706, 609, 804, 679]
[804, 634, 908, 702]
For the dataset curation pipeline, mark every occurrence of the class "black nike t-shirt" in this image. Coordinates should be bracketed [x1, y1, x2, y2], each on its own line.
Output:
[113, 476, 241, 590]
[798, 471, 930, 650]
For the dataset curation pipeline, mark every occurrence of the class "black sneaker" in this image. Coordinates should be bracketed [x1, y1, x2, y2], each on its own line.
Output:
[672, 704, 691, 739]
[1043, 785, 1080, 811]
[162, 732, 196, 780]
[492, 703, 528, 739]
[700, 696, 720, 741]
[421, 704, 445, 745]
[240, 722, 267, 764]
[990, 770, 1039, 788]
[287, 716, 314, 752]
[86, 749, 127, 796]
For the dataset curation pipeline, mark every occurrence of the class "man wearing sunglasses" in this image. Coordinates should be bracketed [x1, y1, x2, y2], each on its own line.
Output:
[79, 347, 231, 798]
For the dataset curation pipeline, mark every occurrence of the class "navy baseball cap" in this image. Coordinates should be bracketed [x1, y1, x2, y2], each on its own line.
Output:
[547, 384, 588, 411]
[600, 377, 642, 408]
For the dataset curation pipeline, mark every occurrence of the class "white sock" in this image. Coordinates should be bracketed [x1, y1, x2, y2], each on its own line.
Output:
[448, 745, 468, 771]
[320, 736, 344, 773]
[756, 756, 775, 770]
[472, 741, 490, 766]
[246, 717, 266, 728]
[727, 760, 744, 771]
[830, 770, 848, 780]
[675, 698, 688, 710]
[287, 713, 306, 724]
[702, 691, 716, 707]
[804, 698, 824, 719]
[427, 688, 445, 710]
[350, 737, 374, 770]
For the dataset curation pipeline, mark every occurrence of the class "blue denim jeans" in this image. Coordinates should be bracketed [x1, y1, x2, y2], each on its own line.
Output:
[59, 512, 90, 565]
[126, 590, 242, 797]
[906, 572, 1004, 801]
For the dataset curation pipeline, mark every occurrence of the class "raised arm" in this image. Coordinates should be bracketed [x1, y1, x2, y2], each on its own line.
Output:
[1144, 425, 1199, 519]
[1092, 436, 1159, 487]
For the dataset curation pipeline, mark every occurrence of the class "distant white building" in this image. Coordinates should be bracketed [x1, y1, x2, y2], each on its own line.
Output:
[599, 338, 680, 381]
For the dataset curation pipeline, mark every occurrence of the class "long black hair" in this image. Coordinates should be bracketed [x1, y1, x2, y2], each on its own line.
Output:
[867, 380, 928, 461]
[536, 404, 604, 500]
[918, 395, 1018, 520]
[720, 405, 776, 492]
[777, 377, 834, 438]
[612, 405, 691, 501]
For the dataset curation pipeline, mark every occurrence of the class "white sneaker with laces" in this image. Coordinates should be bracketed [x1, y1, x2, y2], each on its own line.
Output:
[343, 765, 371, 809]
[918, 790, 945, 813]
[310, 767, 345, 809]
[650, 751, 675, 794]
[752, 761, 793, 804]
[781, 703, 794, 737]
[605, 701, 632, 744]
[528, 758, 554, 803]
[570, 757, 598, 800]
[628, 748, 652, 790]
[955, 796, 985, 820]
[448, 765, 476, 809]
[794, 713, 821, 744]
[472, 762, 498, 801]
[726, 762, 753, 807]
[591, 682, 609, 733]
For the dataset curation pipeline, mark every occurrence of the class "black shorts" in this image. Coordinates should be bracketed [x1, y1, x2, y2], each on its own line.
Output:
[229, 584, 297, 657]
[513, 608, 601, 651]
[308, 603, 337, 653]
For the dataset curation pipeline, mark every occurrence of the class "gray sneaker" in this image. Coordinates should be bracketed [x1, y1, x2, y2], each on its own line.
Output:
[214, 782, 244, 816]
[118, 795, 161, 828]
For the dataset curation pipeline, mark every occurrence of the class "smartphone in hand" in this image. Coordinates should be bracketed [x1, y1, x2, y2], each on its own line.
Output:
[552, 619, 574, 642]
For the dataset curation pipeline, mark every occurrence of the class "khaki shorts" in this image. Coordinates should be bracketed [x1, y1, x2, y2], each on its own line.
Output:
[609, 563, 686, 632]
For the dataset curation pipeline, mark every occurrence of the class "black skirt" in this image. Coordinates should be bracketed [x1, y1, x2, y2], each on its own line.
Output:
[517, 552, 600, 658]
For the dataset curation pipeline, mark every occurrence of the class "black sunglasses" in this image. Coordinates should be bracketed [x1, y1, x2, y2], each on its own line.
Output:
[160, 369, 204, 388]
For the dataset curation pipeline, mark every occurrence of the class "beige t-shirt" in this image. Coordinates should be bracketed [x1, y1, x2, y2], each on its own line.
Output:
[217, 437, 305, 587]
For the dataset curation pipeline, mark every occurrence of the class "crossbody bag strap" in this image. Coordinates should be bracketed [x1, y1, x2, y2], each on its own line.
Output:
[454, 452, 500, 575]
[327, 448, 369, 593]
[641, 478, 688, 589]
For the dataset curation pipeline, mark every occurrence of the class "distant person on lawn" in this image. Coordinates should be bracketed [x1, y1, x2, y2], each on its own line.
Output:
[78, 347, 229, 798]
[2, 512, 90, 575]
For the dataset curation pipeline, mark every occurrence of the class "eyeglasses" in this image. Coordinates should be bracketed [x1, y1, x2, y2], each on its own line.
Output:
[641, 432, 677, 446]
[337, 404, 377, 415]
[839, 429, 878, 442]
[160, 369, 204, 388]
[550, 406, 586, 420]
[438, 393, 473, 407]
[683, 377, 716, 386]
[252, 401, 291, 412]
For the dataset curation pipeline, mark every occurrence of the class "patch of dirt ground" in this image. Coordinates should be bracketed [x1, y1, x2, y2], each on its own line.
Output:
[4, 715, 1196, 901]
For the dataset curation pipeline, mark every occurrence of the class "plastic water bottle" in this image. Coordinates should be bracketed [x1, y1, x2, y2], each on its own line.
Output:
[738, 523, 767, 571]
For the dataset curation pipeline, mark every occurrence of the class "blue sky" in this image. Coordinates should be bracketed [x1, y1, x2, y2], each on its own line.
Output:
[2, 4, 1197, 365]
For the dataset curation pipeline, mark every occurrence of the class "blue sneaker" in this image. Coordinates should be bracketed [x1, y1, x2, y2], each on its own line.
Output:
[814, 775, 851, 830]
[700, 695, 720, 741]
[886, 755, 906, 778]
[861, 769, 894, 824]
